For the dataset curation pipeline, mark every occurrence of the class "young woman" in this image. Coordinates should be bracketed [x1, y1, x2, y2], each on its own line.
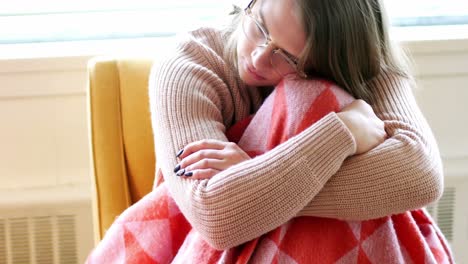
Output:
[86, 0, 454, 262]
[149, 0, 445, 250]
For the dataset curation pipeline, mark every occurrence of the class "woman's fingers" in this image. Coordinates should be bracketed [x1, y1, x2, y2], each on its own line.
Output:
[178, 149, 226, 168]
[174, 139, 252, 180]
[176, 139, 225, 159]
[177, 168, 221, 180]
[338, 99, 387, 155]
[184, 158, 228, 172]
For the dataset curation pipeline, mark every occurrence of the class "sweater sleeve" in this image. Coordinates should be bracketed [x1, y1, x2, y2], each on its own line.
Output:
[149, 30, 356, 250]
[298, 71, 444, 220]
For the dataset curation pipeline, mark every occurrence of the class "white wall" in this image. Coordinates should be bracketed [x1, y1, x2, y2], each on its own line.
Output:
[0, 34, 467, 262]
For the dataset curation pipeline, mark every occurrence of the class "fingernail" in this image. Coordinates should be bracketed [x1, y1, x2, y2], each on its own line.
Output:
[184, 171, 193, 177]
[176, 169, 185, 176]
[176, 149, 184, 158]
[173, 164, 181, 173]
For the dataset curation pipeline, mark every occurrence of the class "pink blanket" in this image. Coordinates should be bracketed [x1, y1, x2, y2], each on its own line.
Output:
[87, 76, 454, 263]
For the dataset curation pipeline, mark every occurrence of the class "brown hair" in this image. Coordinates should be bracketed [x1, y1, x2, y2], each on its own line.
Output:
[223, 5, 243, 74]
[223, 0, 411, 103]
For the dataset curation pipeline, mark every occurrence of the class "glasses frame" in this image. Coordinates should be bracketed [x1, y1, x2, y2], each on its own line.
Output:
[244, 0, 307, 78]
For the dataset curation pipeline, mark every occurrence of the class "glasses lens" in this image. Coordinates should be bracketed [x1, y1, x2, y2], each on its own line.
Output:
[243, 12, 300, 77]
[243, 15, 266, 45]
[271, 51, 297, 77]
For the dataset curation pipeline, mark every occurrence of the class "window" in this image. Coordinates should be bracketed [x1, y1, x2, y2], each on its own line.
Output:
[1, 0, 467, 44]
[386, 0, 468, 26]
[0, 0, 234, 44]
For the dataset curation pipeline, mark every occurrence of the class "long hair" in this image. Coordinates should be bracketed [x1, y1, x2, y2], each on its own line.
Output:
[296, 0, 411, 103]
[222, 5, 243, 74]
[223, 0, 412, 103]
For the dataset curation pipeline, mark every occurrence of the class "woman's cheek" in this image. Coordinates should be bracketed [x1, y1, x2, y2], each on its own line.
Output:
[236, 40, 252, 81]
[236, 36, 282, 86]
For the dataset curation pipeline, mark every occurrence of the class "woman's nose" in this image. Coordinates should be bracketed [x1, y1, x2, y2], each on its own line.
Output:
[251, 45, 272, 69]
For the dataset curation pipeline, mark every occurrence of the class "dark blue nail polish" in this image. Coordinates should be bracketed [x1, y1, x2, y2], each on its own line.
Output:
[176, 149, 184, 158]
[176, 169, 185, 176]
[184, 172, 193, 177]
[173, 164, 181, 173]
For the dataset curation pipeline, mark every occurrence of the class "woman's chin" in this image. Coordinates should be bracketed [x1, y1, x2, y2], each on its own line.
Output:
[237, 60, 280, 87]
[241, 76, 260, 87]
[240, 70, 275, 87]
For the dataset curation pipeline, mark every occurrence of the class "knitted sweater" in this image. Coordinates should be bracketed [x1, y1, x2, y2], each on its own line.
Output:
[149, 27, 443, 249]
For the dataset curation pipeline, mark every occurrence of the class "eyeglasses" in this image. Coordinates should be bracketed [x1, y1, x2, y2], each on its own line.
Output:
[242, 0, 307, 78]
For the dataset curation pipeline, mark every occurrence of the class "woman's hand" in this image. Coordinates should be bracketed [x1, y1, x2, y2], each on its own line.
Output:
[174, 139, 251, 180]
[337, 99, 387, 155]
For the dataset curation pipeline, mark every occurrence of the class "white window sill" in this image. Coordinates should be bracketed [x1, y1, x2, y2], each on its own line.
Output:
[0, 36, 178, 73]
[0, 24, 467, 71]
[391, 24, 468, 53]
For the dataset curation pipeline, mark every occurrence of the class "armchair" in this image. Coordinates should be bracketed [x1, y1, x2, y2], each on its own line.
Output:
[86, 57, 156, 243]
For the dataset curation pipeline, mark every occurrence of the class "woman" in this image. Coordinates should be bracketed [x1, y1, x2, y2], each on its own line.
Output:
[149, 0, 445, 250]
[85, 0, 453, 262]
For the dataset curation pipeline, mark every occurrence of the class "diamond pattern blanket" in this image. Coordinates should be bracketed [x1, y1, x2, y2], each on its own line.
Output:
[86, 76, 454, 263]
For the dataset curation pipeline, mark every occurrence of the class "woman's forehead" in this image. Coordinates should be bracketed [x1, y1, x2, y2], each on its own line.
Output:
[253, 0, 306, 58]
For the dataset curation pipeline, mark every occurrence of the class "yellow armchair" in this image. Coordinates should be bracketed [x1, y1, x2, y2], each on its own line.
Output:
[87, 57, 156, 243]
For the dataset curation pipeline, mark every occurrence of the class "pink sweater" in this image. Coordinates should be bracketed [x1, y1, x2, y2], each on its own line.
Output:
[149, 27, 443, 249]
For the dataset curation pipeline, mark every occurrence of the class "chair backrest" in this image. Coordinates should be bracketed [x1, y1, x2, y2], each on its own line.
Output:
[87, 57, 156, 243]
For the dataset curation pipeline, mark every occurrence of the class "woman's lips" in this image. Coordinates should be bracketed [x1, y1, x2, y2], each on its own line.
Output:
[247, 64, 266, 81]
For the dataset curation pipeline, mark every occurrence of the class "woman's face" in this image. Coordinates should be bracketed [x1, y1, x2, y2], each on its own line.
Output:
[237, 0, 307, 87]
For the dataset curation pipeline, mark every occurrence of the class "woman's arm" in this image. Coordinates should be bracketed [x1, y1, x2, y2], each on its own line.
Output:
[298, 71, 443, 219]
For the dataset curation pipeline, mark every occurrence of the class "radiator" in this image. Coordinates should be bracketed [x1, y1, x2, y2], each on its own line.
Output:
[0, 200, 93, 264]
[427, 177, 468, 261]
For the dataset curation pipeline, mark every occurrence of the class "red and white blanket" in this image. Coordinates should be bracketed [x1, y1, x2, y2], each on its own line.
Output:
[87, 76, 454, 263]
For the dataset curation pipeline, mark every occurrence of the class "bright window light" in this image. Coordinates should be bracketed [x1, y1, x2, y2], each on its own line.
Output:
[1, 0, 467, 44]
[386, 0, 468, 26]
